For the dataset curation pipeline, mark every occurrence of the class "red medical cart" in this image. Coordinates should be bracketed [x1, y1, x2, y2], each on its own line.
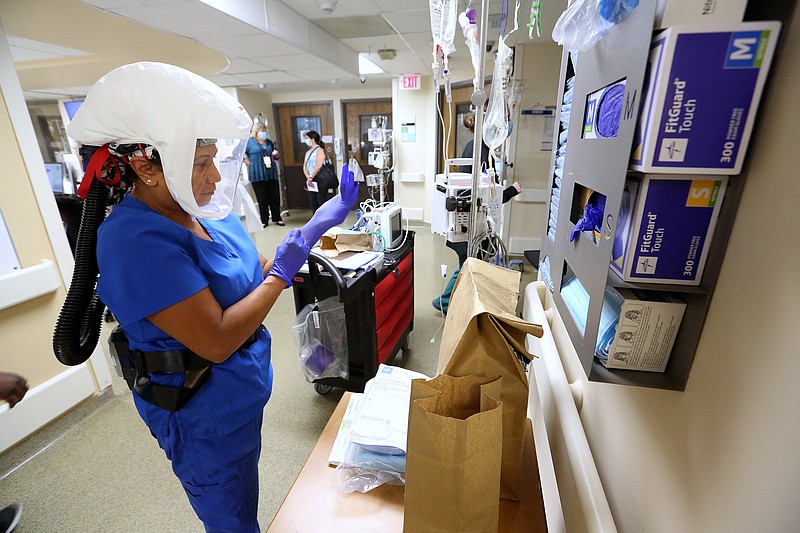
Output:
[291, 231, 414, 394]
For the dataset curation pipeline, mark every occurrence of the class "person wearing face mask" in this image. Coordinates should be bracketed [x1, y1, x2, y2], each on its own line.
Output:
[58, 62, 359, 532]
[302, 130, 328, 213]
[244, 123, 284, 226]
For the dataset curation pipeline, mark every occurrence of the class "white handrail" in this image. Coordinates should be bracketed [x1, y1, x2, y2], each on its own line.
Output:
[524, 281, 617, 533]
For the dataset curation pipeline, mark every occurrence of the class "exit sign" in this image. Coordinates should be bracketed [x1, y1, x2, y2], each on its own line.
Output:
[399, 75, 421, 90]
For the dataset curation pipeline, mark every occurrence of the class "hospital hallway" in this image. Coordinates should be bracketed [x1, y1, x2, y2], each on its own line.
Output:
[0, 212, 535, 532]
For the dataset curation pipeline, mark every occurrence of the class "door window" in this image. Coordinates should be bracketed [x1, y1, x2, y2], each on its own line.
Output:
[292, 116, 321, 162]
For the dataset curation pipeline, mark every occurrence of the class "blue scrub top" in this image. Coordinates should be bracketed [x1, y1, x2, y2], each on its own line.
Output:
[96, 194, 272, 438]
[245, 137, 277, 182]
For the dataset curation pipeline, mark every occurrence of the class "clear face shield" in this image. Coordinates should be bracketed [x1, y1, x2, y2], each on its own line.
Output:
[177, 137, 247, 219]
[157, 136, 249, 220]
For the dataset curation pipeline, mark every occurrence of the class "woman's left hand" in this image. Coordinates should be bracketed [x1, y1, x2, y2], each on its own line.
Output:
[299, 163, 359, 245]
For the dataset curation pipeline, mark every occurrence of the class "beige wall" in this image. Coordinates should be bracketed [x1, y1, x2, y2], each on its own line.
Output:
[235, 88, 275, 139]
[506, 42, 563, 252]
[392, 76, 437, 221]
[0, 24, 105, 448]
[564, 6, 800, 531]
[0, 90, 71, 388]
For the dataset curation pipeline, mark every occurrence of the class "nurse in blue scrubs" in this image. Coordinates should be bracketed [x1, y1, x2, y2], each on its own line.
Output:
[66, 62, 358, 532]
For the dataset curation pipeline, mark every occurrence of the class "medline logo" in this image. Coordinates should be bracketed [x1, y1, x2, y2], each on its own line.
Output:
[635, 256, 658, 275]
[725, 31, 770, 69]
[659, 138, 688, 162]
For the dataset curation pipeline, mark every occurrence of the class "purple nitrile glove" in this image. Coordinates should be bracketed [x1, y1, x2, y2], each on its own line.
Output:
[300, 162, 360, 246]
[268, 229, 310, 288]
[570, 204, 604, 242]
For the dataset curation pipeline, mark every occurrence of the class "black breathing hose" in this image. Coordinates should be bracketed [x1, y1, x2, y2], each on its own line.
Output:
[52, 177, 110, 366]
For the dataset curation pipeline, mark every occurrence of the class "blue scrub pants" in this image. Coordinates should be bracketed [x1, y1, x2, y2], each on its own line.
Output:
[151, 413, 263, 532]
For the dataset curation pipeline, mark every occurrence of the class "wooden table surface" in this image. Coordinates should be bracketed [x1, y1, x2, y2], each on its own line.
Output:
[267, 392, 547, 532]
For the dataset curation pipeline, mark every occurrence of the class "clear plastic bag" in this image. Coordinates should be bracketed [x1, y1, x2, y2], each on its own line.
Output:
[332, 439, 406, 494]
[348, 156, 364, 183]
[482, 36, 514, 150]
[291, 296, 349, 382]
[551, 0, 638, 52]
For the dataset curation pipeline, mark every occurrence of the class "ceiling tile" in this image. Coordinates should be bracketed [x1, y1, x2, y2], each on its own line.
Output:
[314, 15, 393, 39]
[382, 9, 430, 35]
[198, 0, 267, 32]
[250, 54, 335, 71]
[341, 34, 406, 54]
[203, 33, 304, 58]
[239, 71, 302, 84]
[112, 3, 261, 40]
[289, 66, 353, 81]
[405, 31, 434, 52]
[225, 58, 274, 75]
[285, 0, 381, 21]
[204, 73, 263, 87]
[373, 0, 429, 12]
[76, 0, 186, 8]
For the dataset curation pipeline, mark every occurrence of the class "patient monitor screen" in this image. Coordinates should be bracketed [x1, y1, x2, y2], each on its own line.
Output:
[391, 211, 402, 243]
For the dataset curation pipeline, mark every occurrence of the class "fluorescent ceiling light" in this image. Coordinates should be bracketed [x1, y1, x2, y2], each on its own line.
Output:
[359, 54, 384, 75]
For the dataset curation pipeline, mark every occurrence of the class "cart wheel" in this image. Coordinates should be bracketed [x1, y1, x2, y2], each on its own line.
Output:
[314, 383, 334, 395]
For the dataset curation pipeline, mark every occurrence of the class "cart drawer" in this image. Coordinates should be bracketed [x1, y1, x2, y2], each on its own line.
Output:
[377, 307, 413, 365]
[374, 252, 412, 309]
[374, 268, 413, 328]
[375, 283, 413, 350]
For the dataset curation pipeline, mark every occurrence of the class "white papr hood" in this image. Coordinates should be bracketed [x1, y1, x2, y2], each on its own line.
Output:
[67, 61, 252, 219]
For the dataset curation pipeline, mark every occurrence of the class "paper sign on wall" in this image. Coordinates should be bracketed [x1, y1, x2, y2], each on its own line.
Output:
[401, 114, 416, 142]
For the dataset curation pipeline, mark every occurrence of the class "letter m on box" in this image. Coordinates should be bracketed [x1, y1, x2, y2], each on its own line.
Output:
[724, 31, 770, 69]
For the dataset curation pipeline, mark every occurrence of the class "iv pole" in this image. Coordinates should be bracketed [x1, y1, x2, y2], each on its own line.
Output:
[466, 0, 491, 259]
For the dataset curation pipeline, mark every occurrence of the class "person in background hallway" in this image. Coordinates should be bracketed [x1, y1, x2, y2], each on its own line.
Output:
[244, 123, 284, 226]
[459, 112, 491, 174]
[302, 130, 329, 213]
[433, 113, 521, 314]
[0, 371, 28, 533]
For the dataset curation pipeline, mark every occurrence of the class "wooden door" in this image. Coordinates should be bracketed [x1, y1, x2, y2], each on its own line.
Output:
[342, 99, 393, 203]
[274, 103, 334, 209]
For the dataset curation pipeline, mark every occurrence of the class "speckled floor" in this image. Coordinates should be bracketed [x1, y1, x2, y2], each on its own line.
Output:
[0, 211, 534, 532]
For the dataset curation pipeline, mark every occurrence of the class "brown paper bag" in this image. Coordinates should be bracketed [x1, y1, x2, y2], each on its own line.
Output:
[437, 258, 544, 501]
[319, 227, 373, 257]
[404, 374, 503, 533]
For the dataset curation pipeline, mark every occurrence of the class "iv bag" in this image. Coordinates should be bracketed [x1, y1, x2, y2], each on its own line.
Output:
[459, 11, 481, 81]
[483, 37, 514, 150]
[440, 0, 458, 58]
[429, 0, 443, 48]
[430, 0, 458, 57]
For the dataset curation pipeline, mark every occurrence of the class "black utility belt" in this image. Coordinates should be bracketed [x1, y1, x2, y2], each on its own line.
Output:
[109, 326, 263, 412]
